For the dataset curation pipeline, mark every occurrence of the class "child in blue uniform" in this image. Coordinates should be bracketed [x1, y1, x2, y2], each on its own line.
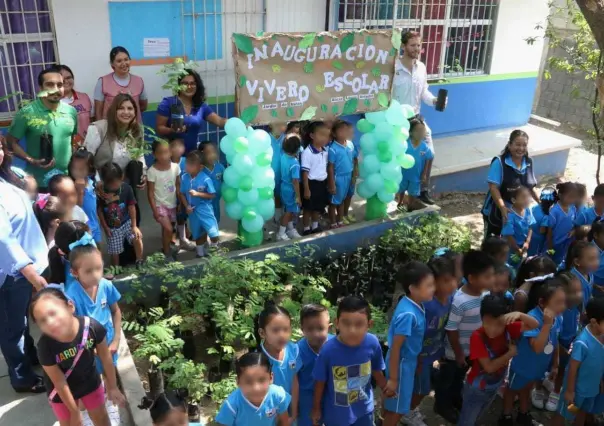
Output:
[178, 151, 219, 258]
[170, 139, 195, 251]
[383, 262, 436, 426]
[547, 182, 578, 265]
[397, 116, 434, 210]
[576, 184, 604, 227]
[140, 389, 204, 426]
[269, 122, 287, 221]
[200, 143, 225, 224]
[502, 186, 536, 268]
[65, 233, 122, 374]
[529, 187, 556, 256]
[257, 304, 301, 422]
[68, 148, 101, 243]
[312, 296, 388, 426]
[343, 123, 359, 225]
[328, 120, 358, 228]
[513, 255, 558, 313]
[216, 352, 291, 426]
[297, 304, 333, 426]
[502, 280, 566, 426]
[552, 298, 604, 426]
[407, 255, 457, 423]
[489, 263, 514, 303]
[590, 220, 604, 298]
[481, 236, 517, 282]
[462, 295, 537, 426]
[278, 134, 302, 241]
[567, 240, 599, 309]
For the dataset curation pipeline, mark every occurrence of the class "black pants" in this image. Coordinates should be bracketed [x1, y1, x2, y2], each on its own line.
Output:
[434, 358, 469, 410]
[483, 214, 502, 240]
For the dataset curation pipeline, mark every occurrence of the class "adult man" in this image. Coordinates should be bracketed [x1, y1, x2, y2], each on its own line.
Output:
[6, 67, 78, 188]
[392, 31, 442, 205]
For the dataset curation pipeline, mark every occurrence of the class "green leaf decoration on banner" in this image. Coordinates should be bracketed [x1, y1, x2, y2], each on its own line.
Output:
[377, 92, 389, 108]
[233, 33, 254, 54]
[299, 33, 316, 49]
[272, 64, 282, 73]
[300, 106, 317, 121]
[304, 62, 314, 73]
[340, 33, 355, 53]
[342, 98, 358, 115]
[240, 105, 259, 124]
[390, 47, 397, 56]
[315, 85, 325, 93]
[321, 104, 328, 113]
[371, 67, 381, 77]
[332, 60, 343, 70]
[238, 75, 247, 88]
[263, 40, 269, 46]
[356, 61, 366, 69]
[271, 110, 278, 118]
[271, 34, 278, 40]
[332, 105, 339, 114]
[391, 29, 402, 49]
[364, 99, 372, 107]
[366, 36, 373, 46]
[256, 31, 265, 37]
[317, 35, 325, 43]
[286, 107, 295, 117]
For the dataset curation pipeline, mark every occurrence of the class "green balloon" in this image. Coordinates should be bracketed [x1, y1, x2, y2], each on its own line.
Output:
[256, 152, 271, 167]
[238, 222, 264, 247]
[365, 195, 387, 220]
[234, 136, 249, 153]
[243, 206, 257, 221]
[259, 187, 274, 200]
[378, 150, 392, 163]
[222, 186, 238, 203]
[400, 154, 416, 169]
[383, 179, 398, 193]
[377, 140, 390, 153]
[239, 175, 253, 191]
[356, 118, 375, 133]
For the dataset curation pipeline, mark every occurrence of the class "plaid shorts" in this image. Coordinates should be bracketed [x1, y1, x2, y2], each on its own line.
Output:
[107, 220, 136, 255]
[156, 204, 176, 222]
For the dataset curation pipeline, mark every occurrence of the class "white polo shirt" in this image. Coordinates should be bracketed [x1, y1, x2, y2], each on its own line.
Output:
[301, 145, 328, 181]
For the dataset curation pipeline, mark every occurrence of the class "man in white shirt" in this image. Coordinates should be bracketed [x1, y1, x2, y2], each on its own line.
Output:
[392, 31, 443, 205]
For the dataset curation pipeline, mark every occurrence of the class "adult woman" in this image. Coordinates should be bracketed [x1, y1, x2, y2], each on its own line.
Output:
[156, 69, 226, 153]
[84, 93, 147, 178]
[94, 46, 147, 122]
[0, 135, 48, 394]
[482, 129, 539, 237]
[57, 64, 93, 145]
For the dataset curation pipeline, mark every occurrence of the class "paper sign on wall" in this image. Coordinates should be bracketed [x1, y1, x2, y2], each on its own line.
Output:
[232, 30, 399, 124]
[143, 38, 170, 58]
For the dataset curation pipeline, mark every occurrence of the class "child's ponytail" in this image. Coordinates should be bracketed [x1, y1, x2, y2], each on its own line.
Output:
[33, 195, 66, 238]
[138, 390, 188, 423]
[48, 220, 90, 284]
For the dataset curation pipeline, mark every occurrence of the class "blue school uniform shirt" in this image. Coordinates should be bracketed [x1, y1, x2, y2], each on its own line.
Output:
[529, 204, 548, 256]
[215, 385, 291, 426]
[575, 206, 602, 227]
[571, 267, 593, 309]
[204, 163, 225, 219]
[386, 297, 426, 370]
[592, 242, 604, 288]
[312, 334, 385, 426]
[566, 327, 604, 398]
[66, 278, 121, 347]
[328, 140, 357, 176]
[401, 140, 434, 184]
[502, 207, 536, 248]
[280, 154, 300, 194]
[298, 335, 334, 393]
[559, 305, 581, 347]
[270, 133, 285, 180]
[510, 307, 562, 380]
[548, 203, 577, 263]
[82, 178, 101, 243]
[63, 259, 77, 291]
[419, 296, 453, 365]
[180, 172, 216, 211]
[260, 341, 302, 395]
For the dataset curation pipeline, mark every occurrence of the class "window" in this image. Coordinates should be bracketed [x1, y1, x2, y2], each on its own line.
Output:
[336, 0, 499, 79]
[0, 0, 57, 120]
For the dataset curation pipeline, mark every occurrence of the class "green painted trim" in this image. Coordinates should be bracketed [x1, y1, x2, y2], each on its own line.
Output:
[429, 71, 538, 85]
[146, 94, 236, 112]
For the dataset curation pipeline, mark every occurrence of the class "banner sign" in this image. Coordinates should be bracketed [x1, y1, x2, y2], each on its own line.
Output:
[232, 29, 400, 124]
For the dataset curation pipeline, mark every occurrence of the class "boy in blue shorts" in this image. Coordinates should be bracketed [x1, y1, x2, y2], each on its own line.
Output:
[278, 134, 302, 241]
[397, 115, 433, 210]
[200, 143, 225, 224]
[312, 296, 388, 426]
[170, 138, 195, 250]
[552, 298, 604, 426]
[178, 151, 219, 258]
[328, 120, 358, 228]
[383, 261, 436, 426]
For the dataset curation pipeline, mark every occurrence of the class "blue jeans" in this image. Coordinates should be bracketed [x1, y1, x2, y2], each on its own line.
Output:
[457, 383, 497, 426]
[0, 276, 38, 387]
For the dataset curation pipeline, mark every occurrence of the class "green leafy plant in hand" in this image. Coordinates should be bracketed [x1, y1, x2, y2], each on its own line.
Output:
[158, 58, 198, 95]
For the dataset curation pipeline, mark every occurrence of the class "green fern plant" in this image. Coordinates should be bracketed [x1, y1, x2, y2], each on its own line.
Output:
[157, 57, 198, 95]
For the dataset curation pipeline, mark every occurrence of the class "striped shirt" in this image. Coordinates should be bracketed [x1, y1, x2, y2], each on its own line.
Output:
[444, 290, 482, 360]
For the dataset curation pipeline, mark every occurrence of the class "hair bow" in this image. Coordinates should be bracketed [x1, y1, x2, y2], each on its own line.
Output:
[433, 247, 450, 257]
[540, 188, 556, 202]
[43, 169, 65, 187]
[524, 273, 554, 283]
[68, 233, 97, 251]
[35, 194, 49, 209]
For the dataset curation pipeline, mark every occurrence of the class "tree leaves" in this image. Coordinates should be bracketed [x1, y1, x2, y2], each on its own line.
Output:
[299, 33, 316, 49]
[286, 107, 295, 117]
[304, 62, 314, 73]
[240, 105, 259, 124]
[300, 106, 317, 121]
[238, 75, 247, 88]
[332, 60, 343, 70]
[378, 92, 389, 108]
[233, 34, 254, 54]
[342, 98, 358, 115]
[340, 33, 355, 53]
[391, 29, 402, 50]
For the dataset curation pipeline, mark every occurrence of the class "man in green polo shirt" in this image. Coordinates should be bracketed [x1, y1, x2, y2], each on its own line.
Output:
[6, 67, 77, 187]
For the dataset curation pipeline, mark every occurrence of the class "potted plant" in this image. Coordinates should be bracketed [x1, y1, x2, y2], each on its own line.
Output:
[160, 354, 209, 422]
[157, 58, 198, 131]
[123, 125, 153, 187]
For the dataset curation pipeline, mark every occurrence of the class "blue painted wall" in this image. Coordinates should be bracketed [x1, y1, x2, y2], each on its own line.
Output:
[108, 0, 223, 60]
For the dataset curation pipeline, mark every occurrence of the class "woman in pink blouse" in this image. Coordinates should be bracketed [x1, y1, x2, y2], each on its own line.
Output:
[58, 64, 92, 148]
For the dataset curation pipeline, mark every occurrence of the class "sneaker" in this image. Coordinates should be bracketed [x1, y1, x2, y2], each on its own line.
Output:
[498, 414, 514, 426]
[545, 392, 560, 412]
[311, 225, 323, 234]
[433, 403, 459, 424]
[531, 388, 546, 409]
[402, 408, 427, 426]
[277, 232, 290, 241]
[419, 191, 436, 205]
[180, 238, 196, 251]
[287, 228, 302, 239]
[542, 376, 555, 393]
[516, 411, 543, 426]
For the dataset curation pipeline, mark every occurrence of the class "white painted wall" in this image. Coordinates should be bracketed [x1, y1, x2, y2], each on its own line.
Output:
[266, 0, 326, 32]
[489, 0, 550, 75]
